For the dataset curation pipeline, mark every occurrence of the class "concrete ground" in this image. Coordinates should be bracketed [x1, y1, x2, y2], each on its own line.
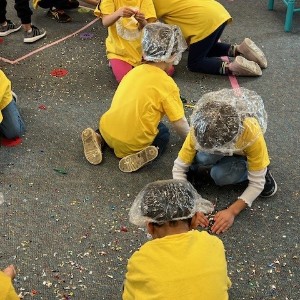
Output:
[0, 0, 299, 299]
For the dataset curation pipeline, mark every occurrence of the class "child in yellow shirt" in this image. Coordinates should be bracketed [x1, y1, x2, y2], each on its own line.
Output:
[173, 88, 277, 234]
[94, 0, 156, 83]
[153, 0, 267, 77]
[123, 179, 231, 300]
[0, 265, 19, 300]
[81, 23, 189, 172]
[0, 70, 25, 141]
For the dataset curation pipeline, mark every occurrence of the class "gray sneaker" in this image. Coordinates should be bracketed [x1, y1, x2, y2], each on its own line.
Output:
[23, 25, 46, 43]
[0, 20, 21, 37]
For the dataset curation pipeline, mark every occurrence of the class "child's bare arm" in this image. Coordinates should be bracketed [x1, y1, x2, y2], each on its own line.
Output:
[102, 7, 136, 27]
[171, 117, 189, 139]
[211, 199, 247, 234]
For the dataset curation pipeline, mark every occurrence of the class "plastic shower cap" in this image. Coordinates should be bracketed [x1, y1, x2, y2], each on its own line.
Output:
[129, 179, 214, 226]
[142, 22, 187, 65]
[190, 88, 268, 154]
[116, 7, 141, 41]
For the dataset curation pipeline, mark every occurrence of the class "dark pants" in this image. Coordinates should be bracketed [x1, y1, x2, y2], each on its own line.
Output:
[0, 0, 32, 24]
[152, 122, 170, 157]
[187, 22, 231, 75]
[38, 0, 71, 9]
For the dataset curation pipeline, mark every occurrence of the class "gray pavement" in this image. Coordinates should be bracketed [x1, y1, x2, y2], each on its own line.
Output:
[0, 0, 299, 299]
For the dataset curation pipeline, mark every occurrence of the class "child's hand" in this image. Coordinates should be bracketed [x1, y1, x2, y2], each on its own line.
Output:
[3, 265, 16, 280]
[211, 208, 235, 234]
[134, 11, 145, 22]
[118, 7, 136, 18]
[191, 212, 209, 229]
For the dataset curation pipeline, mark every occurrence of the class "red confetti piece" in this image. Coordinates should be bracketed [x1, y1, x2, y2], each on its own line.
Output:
[50, 68, 68, 77]
[120, 226, 128, 232]
[38, 104, 47, 110]
[31, 289, 38, 295]
[0, 38, 4, 44]
[1, 137, 22, 147]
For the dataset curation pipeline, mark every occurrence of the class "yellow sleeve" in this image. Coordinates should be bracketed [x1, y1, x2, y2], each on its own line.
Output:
[178, 131, 197, 164]
[140, 0, 157, 21]
[0, 272, 19, 300]
[237, 118, 270, 171]
[0, 70, 13, 123]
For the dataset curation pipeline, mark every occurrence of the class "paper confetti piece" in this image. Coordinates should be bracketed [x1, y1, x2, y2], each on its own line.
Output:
[38, 104, 47, 110]
[53, 168, 68, 175]
[50, 69, 68, 77]
[80, 32, 94, 39]
[0, 38, 4, 44]
[0, 192, 4, 205]
[78, 7, 90, 13]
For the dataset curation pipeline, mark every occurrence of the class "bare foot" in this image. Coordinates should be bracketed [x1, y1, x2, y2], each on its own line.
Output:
[3, 265, 16, 280]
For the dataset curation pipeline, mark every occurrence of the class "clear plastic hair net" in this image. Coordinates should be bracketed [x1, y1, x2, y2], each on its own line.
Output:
[116, 7, 141, 41]
[190, 88, 268, 155]
[142, 22, 187, 65]
[129, 179, 214, 227]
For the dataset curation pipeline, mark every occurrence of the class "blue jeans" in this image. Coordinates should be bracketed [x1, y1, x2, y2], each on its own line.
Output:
[187, 22, 231, 74]
[193, 152, 248, 186]
[152, 122, 170, 157]
[0, 97, 25, 139]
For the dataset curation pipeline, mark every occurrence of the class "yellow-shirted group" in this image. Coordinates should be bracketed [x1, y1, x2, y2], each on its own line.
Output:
[0, 0, 278, 299]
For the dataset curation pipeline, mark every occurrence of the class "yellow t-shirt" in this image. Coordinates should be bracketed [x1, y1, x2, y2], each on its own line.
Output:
[0, 70, 13, 123]
[32, 0, 38, 9]
[123, 230, 231, 300]
[152, 0, 231, 45]
[100, 64, 185, 157]
[97, 0, 156, 66]
[179, 118, 270, 171]
[0, 272, 19, 300]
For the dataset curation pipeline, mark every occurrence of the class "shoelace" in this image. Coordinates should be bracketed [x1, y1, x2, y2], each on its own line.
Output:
[30, 25, 40, 36]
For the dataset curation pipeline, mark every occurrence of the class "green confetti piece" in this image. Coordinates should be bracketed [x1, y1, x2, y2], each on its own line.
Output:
[78, 7, 90, 13]
[53, 168, 68, 175]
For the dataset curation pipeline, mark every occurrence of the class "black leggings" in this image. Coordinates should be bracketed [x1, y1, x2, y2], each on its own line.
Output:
[187, 22, 231, 75]
[0, 0, 32, 24]
[38, 0, 70, 9]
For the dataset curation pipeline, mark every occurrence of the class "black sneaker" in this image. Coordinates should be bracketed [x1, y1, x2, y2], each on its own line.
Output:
[47, 8, 71, 23]
[260, 169, 277, 197]
[23, 25, 46, 43]
[0, 20, 21, 37]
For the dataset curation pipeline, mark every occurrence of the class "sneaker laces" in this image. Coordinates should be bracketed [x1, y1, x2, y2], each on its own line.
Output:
[30, 25, 40, 36]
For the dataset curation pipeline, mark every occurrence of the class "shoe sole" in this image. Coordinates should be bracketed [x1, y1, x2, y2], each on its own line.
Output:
[24, 31, 46, 43]
[233, 56, 262, 76]
[81, 128, 102, 165]
[241, 38, 267, 69]
[119, 146, 158, 173]
[0, 25, 22, 37]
